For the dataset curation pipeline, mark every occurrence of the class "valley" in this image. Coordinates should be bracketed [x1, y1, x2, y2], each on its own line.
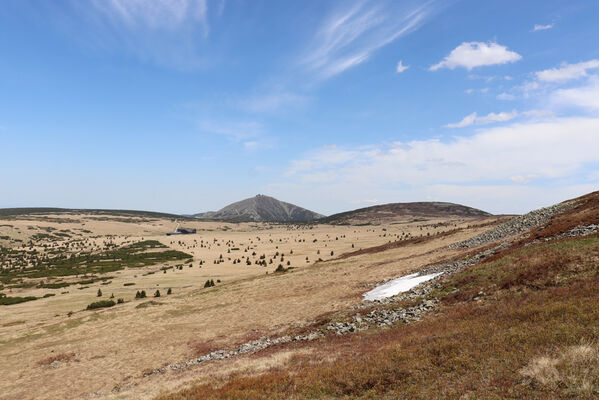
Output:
[0, 207, 497, 399]
[1, 192, 598, 399]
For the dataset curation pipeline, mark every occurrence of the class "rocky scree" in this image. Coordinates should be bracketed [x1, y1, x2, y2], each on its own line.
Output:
[449, 200, 576, 249]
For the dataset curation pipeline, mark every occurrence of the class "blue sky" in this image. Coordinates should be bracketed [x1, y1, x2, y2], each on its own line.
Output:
[1, 0, 598, 215]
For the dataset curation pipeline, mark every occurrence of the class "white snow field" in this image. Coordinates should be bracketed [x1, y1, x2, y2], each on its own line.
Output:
[363, 272, 443, 301]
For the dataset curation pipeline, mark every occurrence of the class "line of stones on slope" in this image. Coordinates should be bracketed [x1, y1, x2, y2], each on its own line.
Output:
[448, 200, 577, 249]
[139, 247, 503, 383]
[522, 223, 599, 247]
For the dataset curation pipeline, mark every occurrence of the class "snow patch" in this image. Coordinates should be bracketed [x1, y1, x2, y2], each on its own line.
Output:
[363, 272, 443, 301]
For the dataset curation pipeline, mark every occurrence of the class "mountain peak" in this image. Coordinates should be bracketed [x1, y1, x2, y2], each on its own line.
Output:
[193, 195, 324, 222]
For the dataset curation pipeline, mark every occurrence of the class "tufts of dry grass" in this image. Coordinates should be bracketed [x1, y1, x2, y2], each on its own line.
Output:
[520, 342, 599, 398]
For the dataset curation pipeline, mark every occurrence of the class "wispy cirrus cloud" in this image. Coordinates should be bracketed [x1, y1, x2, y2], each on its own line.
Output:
[396, 60, 410, 73]
[532, 23, 554, 32]
[536, 60, 599, 83]
[498, 59, 599, 104]
[196, 117, 276, 151]
[58, 0, 223, 70]
[443, 110, 518, 128]
[91, 0, 211, 36]
[300, 0, 436, 80]
[443, 109, 553, 128]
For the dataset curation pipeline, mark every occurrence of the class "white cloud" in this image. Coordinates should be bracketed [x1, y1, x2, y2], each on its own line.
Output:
[396, 60, 409, 73]
[302, 1, 434, 80]
[443, 110, 518, 128]
[536, 60, 599, 82]
[550, 76, 599, 110]
[273, 115, 599, 214]
[444, 112, 477, 128]
[286, 117, 599, 193]
[430, 41, 522, 71]
[532, 23, 554, 32]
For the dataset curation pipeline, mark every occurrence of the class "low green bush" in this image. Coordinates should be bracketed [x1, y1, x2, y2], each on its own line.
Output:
[0, 294, 38, 305]
[86, 300, 115, 310]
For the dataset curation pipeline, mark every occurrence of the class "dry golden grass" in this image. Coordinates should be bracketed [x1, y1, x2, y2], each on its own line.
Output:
[0, 212, 497, 399]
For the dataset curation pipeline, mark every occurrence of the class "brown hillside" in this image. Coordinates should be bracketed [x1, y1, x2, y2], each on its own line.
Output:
[322, 201, 491, 225]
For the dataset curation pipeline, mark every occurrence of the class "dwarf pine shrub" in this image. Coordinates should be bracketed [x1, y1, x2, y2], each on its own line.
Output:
[86, 300, 115, 310]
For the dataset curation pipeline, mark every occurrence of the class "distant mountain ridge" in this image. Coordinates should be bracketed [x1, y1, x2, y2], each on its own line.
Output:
[0, 207, 188, 220]
[193, 195, 324, 222]
[320, 202, 491, 224]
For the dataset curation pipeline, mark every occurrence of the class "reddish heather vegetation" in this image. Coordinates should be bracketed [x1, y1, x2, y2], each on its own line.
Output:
[519, 190, 599, 245]
[36, 352, 78, 367]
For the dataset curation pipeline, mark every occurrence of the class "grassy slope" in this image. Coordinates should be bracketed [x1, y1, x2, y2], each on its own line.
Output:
[157, 233, 599, 400]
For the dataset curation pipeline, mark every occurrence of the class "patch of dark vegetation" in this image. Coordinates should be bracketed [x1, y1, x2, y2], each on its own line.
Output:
[0, 240, 191, 282]
[76, 276, 114, 285]
[86, 300, 116, 310]
[0, 293, 38, 305]
[204, 279, 215, 288]
[274, 264, 295, 273]
[37, 281, 71, 289]
[31, 233, 63, 242]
